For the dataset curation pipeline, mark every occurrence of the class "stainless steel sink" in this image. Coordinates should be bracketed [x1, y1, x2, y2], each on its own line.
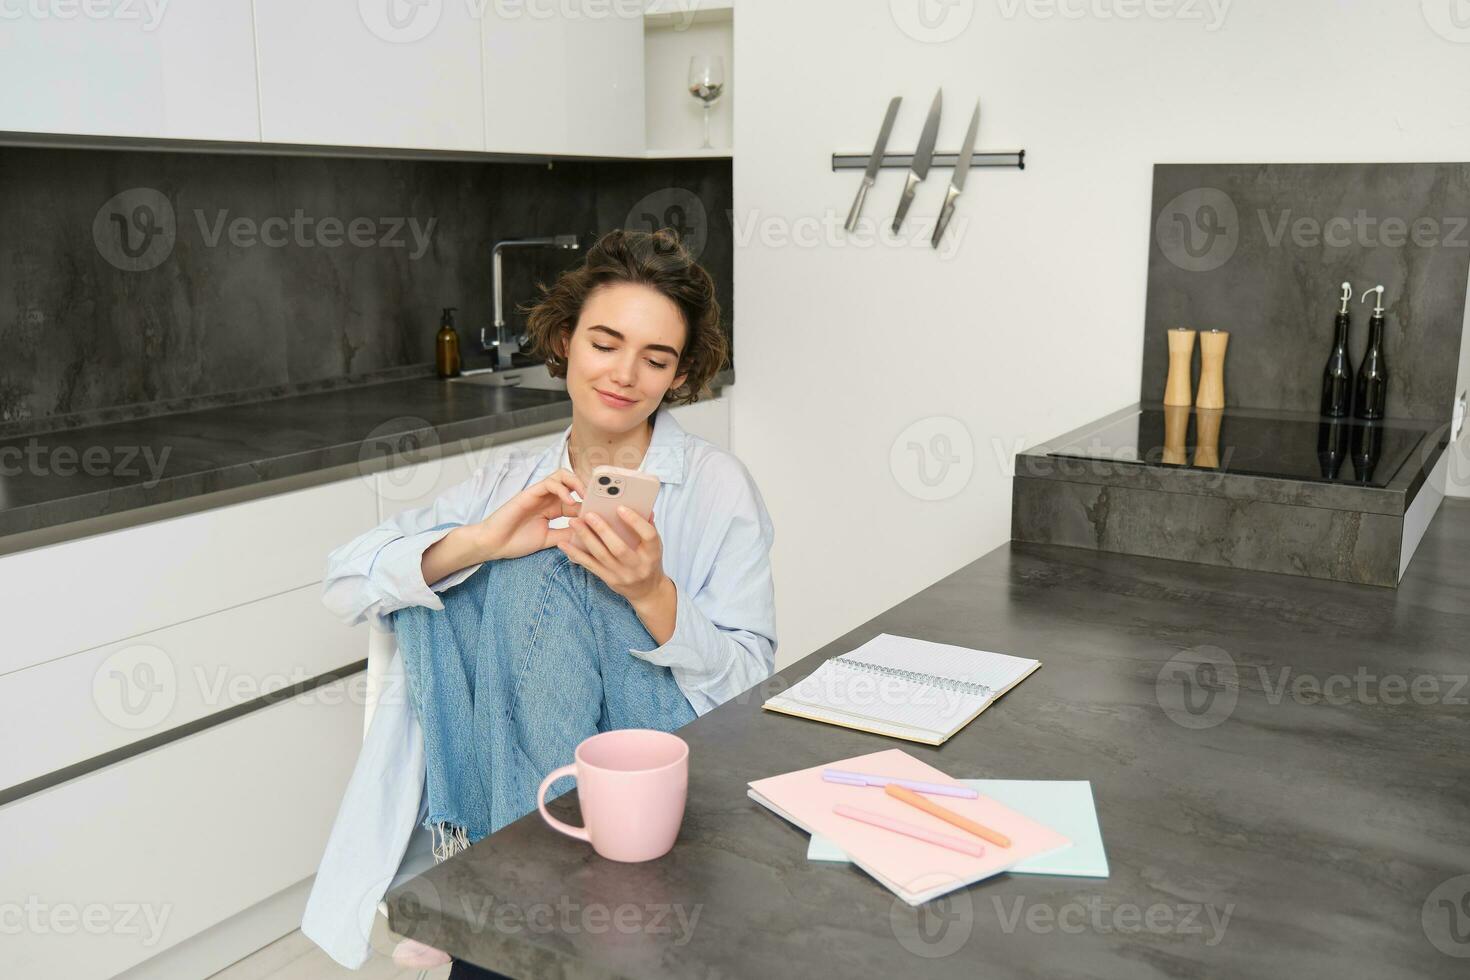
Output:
[449, 364, 567, 392]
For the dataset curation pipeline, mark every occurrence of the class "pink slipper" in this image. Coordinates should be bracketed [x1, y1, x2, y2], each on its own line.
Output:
[392, 938, 452, 969]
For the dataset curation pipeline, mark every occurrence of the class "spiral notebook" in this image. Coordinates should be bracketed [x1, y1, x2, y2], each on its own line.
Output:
[761, 633, 1041, 745]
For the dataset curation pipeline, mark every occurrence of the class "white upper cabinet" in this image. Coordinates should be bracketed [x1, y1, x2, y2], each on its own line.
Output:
[0, 0, 260, 141]
[481, 0, 645, 156]
[252, 0, 485, 151]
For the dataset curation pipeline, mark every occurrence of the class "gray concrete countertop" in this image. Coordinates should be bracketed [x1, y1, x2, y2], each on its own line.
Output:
[388, 501, 1470, 979]
[0, 368, 734, 551]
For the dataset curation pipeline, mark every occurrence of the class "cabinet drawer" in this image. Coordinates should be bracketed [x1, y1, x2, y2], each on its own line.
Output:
[0, 586, 365, 792]
[1, 685, 362, 980]
[0, 476, 377, 676]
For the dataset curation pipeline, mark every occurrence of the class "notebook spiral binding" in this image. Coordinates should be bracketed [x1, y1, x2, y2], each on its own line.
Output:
[835, 656, 994, 698]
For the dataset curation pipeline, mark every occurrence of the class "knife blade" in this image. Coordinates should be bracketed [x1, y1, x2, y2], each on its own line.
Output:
[844, 96, 902, 232]
[932, 100, 980, 249]
[892, 88, 942, 234]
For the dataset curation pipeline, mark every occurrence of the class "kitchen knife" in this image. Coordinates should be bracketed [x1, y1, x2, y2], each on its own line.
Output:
[844, 96, 902, 232]
[932, 99, 979, 249]
[892, 88, 942, 234]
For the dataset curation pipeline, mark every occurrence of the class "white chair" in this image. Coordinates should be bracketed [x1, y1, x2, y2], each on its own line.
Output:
[363, 627, 445, 974]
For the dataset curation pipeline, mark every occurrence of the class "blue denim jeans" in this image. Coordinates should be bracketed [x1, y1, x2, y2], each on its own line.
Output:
[392, 547, 696, 854]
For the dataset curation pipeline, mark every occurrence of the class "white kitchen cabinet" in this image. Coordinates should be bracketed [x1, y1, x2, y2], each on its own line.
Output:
[1, 682, 362, 980]
[252, 0, 485, 150]
[0, 0, 260, 141]
[481, 0, 646, 156]
[0, 475, 378, 677]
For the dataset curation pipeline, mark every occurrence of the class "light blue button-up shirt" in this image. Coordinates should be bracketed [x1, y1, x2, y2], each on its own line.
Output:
[302, 403, 777, 968]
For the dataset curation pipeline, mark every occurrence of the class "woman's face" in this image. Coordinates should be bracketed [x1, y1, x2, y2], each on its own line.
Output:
[560, 282, 689, 431]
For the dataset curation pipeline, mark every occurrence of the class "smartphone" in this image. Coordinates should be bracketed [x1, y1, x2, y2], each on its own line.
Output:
[578, 465, 660, 549]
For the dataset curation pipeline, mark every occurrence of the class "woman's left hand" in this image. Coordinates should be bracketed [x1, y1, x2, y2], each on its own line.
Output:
[558, 507, 670, 605]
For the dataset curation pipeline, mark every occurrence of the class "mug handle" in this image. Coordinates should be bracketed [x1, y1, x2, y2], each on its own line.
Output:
[536, 764, 590, 842]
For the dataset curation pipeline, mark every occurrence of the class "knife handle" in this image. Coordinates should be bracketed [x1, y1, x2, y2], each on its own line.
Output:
[844, 177, 873, 232]
[931, 184, 962, 249]
[892, 171, 920, 234]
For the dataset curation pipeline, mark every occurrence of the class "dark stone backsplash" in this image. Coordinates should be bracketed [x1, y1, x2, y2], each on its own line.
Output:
[1143, 162, 1470, 422]
[0, 146, 732, 433]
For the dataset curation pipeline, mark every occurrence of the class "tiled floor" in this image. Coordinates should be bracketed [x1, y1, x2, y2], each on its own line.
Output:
[208, 918, 452, 980]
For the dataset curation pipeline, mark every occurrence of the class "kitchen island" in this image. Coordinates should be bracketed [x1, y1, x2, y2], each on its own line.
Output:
[389, 501, 1470, 979]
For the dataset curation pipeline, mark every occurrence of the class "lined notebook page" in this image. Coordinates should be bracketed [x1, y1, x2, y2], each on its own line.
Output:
[763, 633, 1041, 744]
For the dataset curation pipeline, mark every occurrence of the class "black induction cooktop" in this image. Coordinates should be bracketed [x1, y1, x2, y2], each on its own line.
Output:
[1047, 408, 1429, 488]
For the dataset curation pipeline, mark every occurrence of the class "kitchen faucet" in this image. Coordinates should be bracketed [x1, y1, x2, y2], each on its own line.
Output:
[480, 235, 580, 370]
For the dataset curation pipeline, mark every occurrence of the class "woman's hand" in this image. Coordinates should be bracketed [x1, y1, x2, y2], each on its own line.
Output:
[558, 506, 671, 607]
[476, 469, 586, 562]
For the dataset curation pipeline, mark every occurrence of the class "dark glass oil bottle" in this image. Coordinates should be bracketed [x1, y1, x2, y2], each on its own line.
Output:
[1320, 282, 1354, 417]
[1354, 286, 1388, 421]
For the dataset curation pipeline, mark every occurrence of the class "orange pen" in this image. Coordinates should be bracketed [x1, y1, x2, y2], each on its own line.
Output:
[885, 783, 1012, 848]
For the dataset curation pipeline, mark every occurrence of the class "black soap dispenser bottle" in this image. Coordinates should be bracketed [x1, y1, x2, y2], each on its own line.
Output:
[1319, 281, 1355, 417]
[1354, 285, 1388, 420]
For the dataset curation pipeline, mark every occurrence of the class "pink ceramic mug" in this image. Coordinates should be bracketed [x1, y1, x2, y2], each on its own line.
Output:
[536, 729, 689, 862]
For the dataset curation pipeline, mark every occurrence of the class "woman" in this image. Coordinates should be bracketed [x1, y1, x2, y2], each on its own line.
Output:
[301, 229, 777, 977]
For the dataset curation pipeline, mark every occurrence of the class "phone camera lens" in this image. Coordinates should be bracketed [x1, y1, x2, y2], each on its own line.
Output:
[597, 476, 611, 486]
[607, 485, 620, 496]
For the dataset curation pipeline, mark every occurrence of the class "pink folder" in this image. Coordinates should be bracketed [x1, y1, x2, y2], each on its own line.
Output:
[747, 748, 1072, 905]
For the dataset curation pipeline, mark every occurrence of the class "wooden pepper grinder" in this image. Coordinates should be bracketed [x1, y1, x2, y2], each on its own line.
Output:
[1196, 329, 1230, 411]
[1164, 328, 1197, 407]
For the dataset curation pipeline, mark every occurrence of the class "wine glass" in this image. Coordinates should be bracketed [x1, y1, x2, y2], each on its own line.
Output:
[687, 55, 725, 150]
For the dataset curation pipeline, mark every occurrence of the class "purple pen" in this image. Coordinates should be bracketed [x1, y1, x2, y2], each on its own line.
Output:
[821, 768, 979, 798]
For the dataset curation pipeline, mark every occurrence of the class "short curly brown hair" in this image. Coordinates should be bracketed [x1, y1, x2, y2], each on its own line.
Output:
[523, 228, 728, 406]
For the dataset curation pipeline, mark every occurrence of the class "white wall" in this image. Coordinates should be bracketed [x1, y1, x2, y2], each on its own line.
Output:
[731, 0, 1470, 668]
